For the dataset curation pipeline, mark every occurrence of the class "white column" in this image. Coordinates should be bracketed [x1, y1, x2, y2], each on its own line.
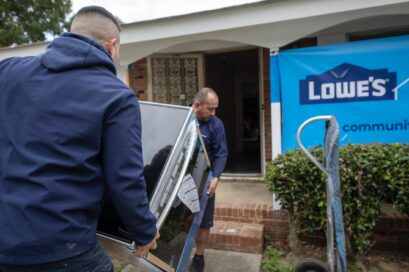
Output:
[270, 49, 282, 210]
[270, 49, 282, 160]
[116, 64, 129, 85]
[271, 103, 282, 160]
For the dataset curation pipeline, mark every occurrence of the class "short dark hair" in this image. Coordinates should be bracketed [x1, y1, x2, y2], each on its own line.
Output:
[75, 6, 121, 31]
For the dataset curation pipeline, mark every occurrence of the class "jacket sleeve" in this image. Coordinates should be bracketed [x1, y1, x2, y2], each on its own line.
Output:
[101, 92, 157, 246]
[211, 120, 228, 178]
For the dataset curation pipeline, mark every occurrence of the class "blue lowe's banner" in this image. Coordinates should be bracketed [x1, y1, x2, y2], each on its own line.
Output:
[299, 63, 396, 105]
[275, 35, 409, 151]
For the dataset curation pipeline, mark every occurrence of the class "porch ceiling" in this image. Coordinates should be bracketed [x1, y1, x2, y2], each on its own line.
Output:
[119, 0, 409, 64]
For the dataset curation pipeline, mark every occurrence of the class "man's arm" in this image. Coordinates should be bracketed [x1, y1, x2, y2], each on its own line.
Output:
[207, 120, 228, 196]
[101, 92, 157, 246]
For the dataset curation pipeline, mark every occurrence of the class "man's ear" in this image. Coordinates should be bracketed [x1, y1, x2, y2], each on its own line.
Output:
[192, 101, 200, 113]
[104, 38, 117, 55]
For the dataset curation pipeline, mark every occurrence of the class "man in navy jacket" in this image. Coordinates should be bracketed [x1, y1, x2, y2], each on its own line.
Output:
[191, 88, 228, 272]
[0, 6, 158, 271]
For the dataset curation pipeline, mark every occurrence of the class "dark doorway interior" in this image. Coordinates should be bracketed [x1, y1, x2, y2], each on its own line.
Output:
[204, 49, 260, 174]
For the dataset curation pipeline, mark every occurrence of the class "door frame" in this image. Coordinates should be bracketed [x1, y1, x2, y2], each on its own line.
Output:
[258, 48, 266, 176]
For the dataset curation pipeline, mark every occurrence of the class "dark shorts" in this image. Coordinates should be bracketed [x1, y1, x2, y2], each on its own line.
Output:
[0, 242, 113, 272]
[200, 194, 215, 229]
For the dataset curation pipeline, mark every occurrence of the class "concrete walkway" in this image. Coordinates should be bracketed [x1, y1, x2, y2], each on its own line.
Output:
[217, 180, 273, 205]
[201, 248, 262, 272]
[114, 249, 262, 272]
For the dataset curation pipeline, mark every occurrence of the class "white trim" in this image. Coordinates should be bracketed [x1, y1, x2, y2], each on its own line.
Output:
[2, 1, 409, 64]
[120, 0, 409, 44]
[271, 102, 282, 210]
[270, 48, 282, 209]
[116, 65, 128, 83]
[0, 42, 48, 61]
[271, 102, 282, 159]
[117, 1, 409, 64]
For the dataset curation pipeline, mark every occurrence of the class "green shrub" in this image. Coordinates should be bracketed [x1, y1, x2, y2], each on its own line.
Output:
[159, 219, 183, 242]
[266, 143, 409, 256]
[261, 247, 293, 272]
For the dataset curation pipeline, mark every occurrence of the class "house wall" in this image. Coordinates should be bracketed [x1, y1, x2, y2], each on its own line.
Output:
[123, 16, 409, 169]
[128, 58, 148, 101]
[128, 59, 149, 101]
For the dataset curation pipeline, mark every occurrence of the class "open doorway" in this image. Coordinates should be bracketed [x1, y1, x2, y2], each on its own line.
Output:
[204, 49, 261, 174]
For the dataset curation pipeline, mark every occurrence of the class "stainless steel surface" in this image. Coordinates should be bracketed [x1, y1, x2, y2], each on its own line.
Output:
[148, 115, 196, 223]
[152, 118, 197, 229]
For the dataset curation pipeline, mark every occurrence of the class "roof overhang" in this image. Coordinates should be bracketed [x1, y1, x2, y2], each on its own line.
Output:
[1, 0, 409, 66]
[119, 0, 409, 64]
[0, 41, 49, 60]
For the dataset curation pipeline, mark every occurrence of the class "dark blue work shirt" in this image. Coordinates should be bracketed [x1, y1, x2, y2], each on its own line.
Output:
[199, 116, 228, 178]
[0, 33, 157, 265]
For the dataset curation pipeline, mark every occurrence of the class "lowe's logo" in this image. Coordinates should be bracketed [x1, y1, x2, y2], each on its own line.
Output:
[299, 63, 396, 104]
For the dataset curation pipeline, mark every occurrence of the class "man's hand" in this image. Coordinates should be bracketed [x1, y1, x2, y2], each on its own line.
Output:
[207, 177, 220, 198]
[133, 231, 160, 258]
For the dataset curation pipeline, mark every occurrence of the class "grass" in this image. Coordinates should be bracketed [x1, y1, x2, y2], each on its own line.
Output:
[261, 247, 294, 272]
[347, 262, 360, 272]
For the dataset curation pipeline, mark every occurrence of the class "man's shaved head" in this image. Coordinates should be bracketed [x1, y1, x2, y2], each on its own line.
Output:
[194, 87, 218, 104]
[71, 6, 121, 45]
[193, 87, 219, 122]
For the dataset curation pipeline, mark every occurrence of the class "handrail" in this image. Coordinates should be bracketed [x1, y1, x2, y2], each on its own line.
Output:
[296, 115, 332, 176]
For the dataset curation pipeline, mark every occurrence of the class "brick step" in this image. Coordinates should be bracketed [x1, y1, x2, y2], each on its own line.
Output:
[215, 202, 289, 242]
[208, 220, 264, 254]
[213, 202, 409, 250]
[215, 202, 276, 221]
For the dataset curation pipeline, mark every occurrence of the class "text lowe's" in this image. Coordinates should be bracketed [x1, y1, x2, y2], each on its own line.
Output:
[299, 63, 396, 105]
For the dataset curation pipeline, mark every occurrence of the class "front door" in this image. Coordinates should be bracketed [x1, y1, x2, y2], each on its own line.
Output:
[204, 49, 261, 174]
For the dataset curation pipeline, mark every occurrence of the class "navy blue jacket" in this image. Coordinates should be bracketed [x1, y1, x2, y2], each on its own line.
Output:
[199, 117, 228, 178]
[0, 33, 157, 265]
